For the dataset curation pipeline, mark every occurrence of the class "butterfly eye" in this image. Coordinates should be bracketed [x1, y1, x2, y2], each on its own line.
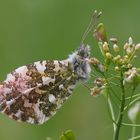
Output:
[78, 44, 90, 59]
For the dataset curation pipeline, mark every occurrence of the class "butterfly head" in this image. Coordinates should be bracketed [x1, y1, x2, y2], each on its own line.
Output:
[68, 44, 91, 81]
[77, 44, 90, 59]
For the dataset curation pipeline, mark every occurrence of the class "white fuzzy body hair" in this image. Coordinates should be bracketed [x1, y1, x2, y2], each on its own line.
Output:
[68, 45, 91, 81]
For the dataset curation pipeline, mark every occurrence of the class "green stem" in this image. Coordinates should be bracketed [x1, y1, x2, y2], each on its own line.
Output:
[107, 95, 117, 132]
[132, 125, 136, 138]
[124, 87, 135, 112]
[125, 93, 140, 100]
[122, 123, 140, 127]
[103, 73, 118, 133]
[124, 96, 140, 110]
[113, 72, 125, 140]
[128, 135, 140, 140]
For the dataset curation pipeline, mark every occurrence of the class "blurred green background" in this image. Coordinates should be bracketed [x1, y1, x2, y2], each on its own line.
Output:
[0, 0, 140, 140]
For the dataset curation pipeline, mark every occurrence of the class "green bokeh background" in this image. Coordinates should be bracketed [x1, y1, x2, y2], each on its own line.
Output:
[0, 0, 140, 140]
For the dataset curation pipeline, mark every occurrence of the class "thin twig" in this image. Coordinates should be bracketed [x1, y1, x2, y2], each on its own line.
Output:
[107, 94, 117, 132]
[124, 87, 136, 112]
[124, 96, 140, 111]
[122, 123, 140, 127]
[128, 135, 140, 140]
[125, 93, 140, 100]
[109, 91, 120, 108]
[81, 82, 91, 91]
[113, 72, 125, 140]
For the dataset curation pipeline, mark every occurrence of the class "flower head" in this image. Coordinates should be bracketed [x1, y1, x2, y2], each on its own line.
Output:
[94, 78, 105, 87]
[124, 67, 138, 83]
[135, 43, 140, 50]
[90, 86, 102, 97]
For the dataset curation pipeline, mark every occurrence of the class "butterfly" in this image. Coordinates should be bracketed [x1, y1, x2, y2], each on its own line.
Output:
[0, 10, 102, 124]
[0, 45, 91, 124]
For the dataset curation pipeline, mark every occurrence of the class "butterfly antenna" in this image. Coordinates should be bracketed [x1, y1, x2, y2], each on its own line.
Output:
[81, 10, 102, 45]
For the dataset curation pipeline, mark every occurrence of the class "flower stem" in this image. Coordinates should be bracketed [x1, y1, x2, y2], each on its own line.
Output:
[113, 72, 125, 140]
[107, 95, 116, 132]
[124, 96, 140, 111]
[128, 135, 140, 140]
[131, 125, 136, 138]
[122, 123, 140, 127]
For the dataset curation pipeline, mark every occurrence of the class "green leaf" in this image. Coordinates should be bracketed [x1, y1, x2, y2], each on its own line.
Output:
[59, 130, 75, 140]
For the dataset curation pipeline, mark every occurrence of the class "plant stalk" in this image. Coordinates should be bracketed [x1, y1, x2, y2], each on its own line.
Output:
[113, 72, 125, 140]
[108, 96, 116, 132]
[131, 125, 136, 138]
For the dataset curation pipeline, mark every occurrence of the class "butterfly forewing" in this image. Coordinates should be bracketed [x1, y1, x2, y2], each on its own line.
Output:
[0, 60, 77, 124]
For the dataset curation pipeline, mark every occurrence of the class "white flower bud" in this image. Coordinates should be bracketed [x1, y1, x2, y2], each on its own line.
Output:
[124, 43, 129, 50]
[90, 86, 105, 97]
[106, 52, 112, 59]
[115, 66, 119, 71]
[89, 58, 100, 65]
[126, 47, 133, 55]
[98, 64, 105, 72]
[135, 43, 140, 50]
[94, 78, 105, 87]
[128, 37, 133, 46]
[103, 42, 109, 52]
[113, 44, 119, 52]
[124, 67, 137, 83]
[90, 87, 102, 97]
[113, 55, 121, 62]
[110, 38, 118, 44]
[128, 102, 140, 123]
[127, 64, 133, 69]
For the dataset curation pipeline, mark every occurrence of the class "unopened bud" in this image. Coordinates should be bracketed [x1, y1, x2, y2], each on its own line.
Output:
[93, 23, 107, 42]
[134, 55, 137, 58]
[126, 47, 133, 55]
[90, 86, 102, 97]
[110, 38, 118, 44]
[90, 86, 105, 97]
[115, 66, 119, 71]
[128, 37, 133, 46]
[135, 43, 140, 50]
[113, 55, 121, 62]
[89, 57, 100, 65]
[98, 64, 105, 72]
[103, 42, 109, 52]
[106, 52, 112, 59]
[128, 102, 140, 123]
[113, 44, 119, 52]
[124, 43, 129, 50]
[94, 78, 105, 87]
[122, 56, 129, 64]
[127, 64, 133, 69]
[89, 58, 105, 72]
[124, 67, 137, 83]
[124, 55, 129, 59]
[118, 58, 123, 65]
